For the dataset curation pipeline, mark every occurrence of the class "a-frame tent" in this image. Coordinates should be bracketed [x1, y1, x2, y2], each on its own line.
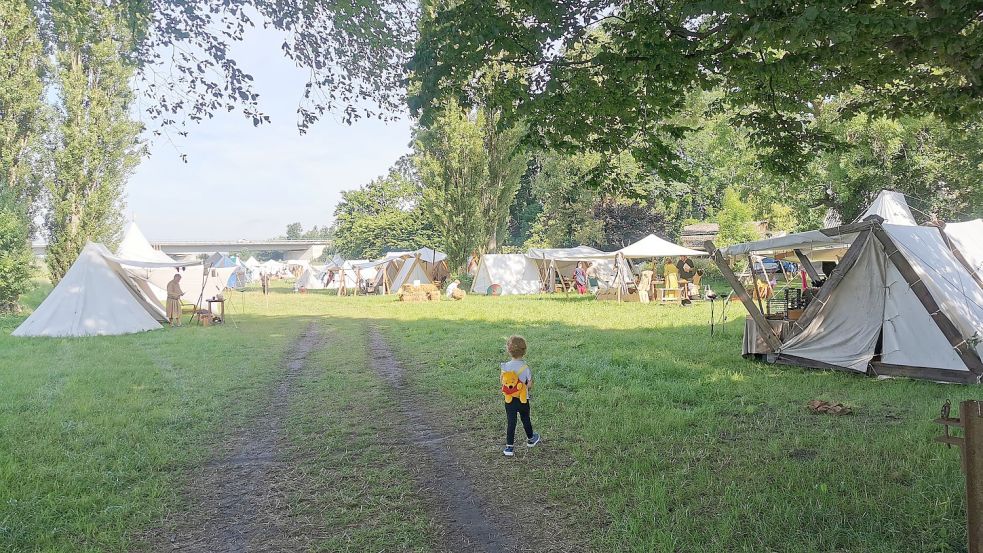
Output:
[389, 256, 432, 290]
[14, 243, 173, 337]
[710, 213, 983, 384]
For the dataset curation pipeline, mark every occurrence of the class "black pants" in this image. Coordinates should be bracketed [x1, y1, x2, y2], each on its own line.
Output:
[505, 400, 533, 445]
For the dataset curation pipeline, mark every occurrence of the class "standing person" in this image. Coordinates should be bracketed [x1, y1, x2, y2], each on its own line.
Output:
[676, 255, 696, 301]
[166, 274, 183, 327]
[261, 272, 270, 295]
[501, 335, 541, 457]
[573, 262, 588, 294]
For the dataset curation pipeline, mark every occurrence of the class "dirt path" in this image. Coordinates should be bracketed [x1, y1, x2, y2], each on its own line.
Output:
[367, 326, 516, 553]
[139, 322, 323, 552]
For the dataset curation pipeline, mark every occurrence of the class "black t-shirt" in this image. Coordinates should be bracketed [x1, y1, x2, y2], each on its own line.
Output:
[676, 259, 696, 280]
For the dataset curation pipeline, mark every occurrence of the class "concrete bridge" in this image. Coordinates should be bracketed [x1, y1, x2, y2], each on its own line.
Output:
[32, 239, 330, 261]
[153, 240, 329, 261]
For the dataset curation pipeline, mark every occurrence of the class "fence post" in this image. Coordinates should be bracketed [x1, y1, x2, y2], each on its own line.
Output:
[965, 400, 982, 553]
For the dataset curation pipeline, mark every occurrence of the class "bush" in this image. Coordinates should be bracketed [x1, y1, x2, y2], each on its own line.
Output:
[0, 201, 35, 312]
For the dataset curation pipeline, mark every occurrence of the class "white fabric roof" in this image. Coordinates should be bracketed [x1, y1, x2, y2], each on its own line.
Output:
[471, 254, 542, 295]
[295, 268, 326, 290]
[13, 243, 166, 337]
[244, 256, 260, 268]
[413, 247, 447, 263]
[856, 190, 917, 225]
[945, 219, 983, 282]
[720, 230, 855, 258]
[616, 234, 705, 258]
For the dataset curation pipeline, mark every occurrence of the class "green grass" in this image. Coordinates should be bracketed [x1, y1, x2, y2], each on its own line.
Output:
[0, 283, 977, 552]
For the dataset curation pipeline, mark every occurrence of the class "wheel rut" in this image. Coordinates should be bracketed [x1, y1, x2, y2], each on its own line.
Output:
[367, 326, 516, 553]
[137, 321, 323, 552]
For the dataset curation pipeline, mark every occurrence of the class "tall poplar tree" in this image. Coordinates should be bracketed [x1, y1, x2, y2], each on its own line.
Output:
[44, 1, 143, 282]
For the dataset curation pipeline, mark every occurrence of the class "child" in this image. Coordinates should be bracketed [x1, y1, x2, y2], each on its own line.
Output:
[501, 335, 541, 456]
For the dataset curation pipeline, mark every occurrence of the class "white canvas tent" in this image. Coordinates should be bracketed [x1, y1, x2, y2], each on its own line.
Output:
[295, 267, 326, 290]
[117, 222, 175, 264]
[390, 256, 432, 290]
[615, 234, 706, 259]
[711, 193, 983, 384]
[13, 243, 172, 337]
[856, 190, 917, 225]
[471, 254, 543, 295]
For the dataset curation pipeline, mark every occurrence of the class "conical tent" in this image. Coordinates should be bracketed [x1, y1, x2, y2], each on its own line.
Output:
[13, 243, 168, 337]
[117, 222, 175, 263]
[856, 190, 917, 225]
[205, 253, 248, 289]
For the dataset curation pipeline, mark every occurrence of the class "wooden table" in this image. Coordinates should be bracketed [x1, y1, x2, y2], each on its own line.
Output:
[206, 298, 225, 323]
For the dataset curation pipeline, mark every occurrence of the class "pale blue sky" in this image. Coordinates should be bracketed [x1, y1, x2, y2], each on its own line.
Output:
[126, 24, 413, 241]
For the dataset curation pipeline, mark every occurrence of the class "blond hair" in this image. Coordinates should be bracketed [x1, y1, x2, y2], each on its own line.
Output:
[507, 335, 527, 359]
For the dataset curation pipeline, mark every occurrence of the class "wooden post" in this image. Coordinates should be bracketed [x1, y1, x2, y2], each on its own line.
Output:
[965, 400, 983, 553]
[794, 249, 822, 283]
[706, 241, 783, 351]
[871, 226, 983, 378]
[936, 400, 983, 553]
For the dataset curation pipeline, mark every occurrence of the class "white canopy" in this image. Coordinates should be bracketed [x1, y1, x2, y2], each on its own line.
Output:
[244, 256, 260, 268]
[471, 254, 542, 295]
[720, 230, 855, 258]
[857, 190, 917, 225]
[13, 243, 167, 337]
[615, 234, 705, 258]
[413, 247, 447, 263]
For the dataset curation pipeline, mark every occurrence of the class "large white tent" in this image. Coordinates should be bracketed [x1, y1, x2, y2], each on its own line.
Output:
[471, 254, 543, 295]
[713, 191, 983, 384]
[615, 234, 706, 258]
[295, 267, 326, 290]
[13, 243, 173, 337]
[856, 190, 917, 225]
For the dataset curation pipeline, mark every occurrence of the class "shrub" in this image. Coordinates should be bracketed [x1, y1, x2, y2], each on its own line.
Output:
[0, 200, 35, 312]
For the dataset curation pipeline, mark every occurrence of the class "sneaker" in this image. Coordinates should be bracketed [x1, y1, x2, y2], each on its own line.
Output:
[503, 445, 514, 457]
[526, 433, 541, 448]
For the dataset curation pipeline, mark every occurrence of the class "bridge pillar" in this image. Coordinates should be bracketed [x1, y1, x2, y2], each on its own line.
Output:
[284, 245, 325, 261]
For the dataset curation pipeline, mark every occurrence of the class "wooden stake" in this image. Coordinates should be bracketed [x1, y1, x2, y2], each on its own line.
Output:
[964, 400, 983, 553]
[707, 241, 783, 351]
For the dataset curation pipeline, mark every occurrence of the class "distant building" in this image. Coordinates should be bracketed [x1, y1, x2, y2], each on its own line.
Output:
[681, 221, 772, 251]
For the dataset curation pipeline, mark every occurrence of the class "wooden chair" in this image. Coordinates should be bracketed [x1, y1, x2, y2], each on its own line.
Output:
[658, 272, 683, 304]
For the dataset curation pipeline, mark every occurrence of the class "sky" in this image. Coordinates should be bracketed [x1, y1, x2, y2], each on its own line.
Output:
[126, 24, 413, 242]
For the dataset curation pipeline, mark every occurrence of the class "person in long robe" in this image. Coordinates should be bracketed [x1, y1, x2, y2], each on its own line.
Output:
[166, 274, 184, 327]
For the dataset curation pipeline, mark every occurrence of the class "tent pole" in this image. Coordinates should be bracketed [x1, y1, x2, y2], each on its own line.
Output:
[707, 241, 783, 352]
[794, 249, 822, 283]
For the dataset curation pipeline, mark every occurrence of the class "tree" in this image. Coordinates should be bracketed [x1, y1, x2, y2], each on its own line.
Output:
[715, 188, 758, 248]
[332, 169, 438, 259]
[0, 194, 35, 312]
[0, 0, 48, 212]
[481, 110, 528, 252]
[23, 1, 416, 133]
[414, 101, 489, 270]
[285, 222, 304, 240]
[44, 1, 144, 282]
[410, 2, 983, 180]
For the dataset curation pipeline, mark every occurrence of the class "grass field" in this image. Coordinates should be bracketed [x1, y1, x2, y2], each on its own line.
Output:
[0, 281, 977, 552]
